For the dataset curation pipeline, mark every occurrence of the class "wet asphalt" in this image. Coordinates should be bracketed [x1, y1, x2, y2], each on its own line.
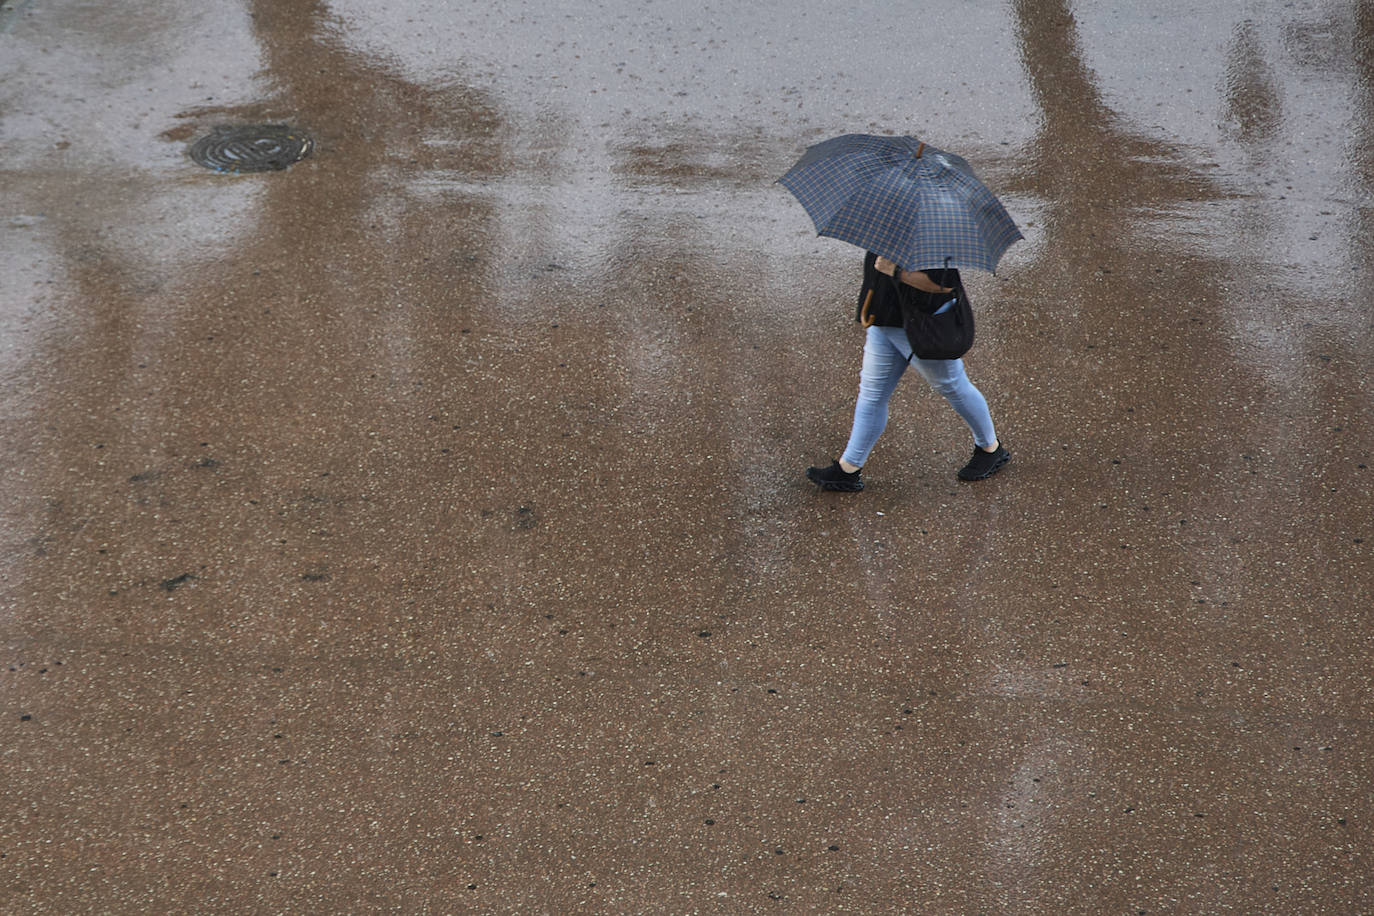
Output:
[2, 0, 1372, 913]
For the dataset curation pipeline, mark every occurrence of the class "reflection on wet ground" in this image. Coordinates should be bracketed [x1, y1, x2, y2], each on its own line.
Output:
[2, 0, 1371, 912]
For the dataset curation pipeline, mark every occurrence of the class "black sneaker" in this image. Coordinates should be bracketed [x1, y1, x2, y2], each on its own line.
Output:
[806, 460, 864, 492]
[957, 444, 1010, 481]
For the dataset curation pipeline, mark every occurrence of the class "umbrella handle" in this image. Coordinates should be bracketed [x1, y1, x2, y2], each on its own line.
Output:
[860, 289, 876, 327]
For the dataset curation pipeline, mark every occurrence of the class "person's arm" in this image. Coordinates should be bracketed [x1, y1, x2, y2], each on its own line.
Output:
[873, 255, 953, 294]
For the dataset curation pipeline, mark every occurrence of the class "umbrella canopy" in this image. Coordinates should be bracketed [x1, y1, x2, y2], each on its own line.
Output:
[778, 133, 1022, 273]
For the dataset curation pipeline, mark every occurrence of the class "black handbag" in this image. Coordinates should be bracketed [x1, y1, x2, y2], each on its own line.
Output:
[900, 273, 974, 361]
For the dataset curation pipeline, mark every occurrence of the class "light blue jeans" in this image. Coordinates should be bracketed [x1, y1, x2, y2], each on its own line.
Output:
[841, 325, 997, 468]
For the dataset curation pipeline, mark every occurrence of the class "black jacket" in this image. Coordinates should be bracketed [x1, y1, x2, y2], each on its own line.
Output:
[855, 251, 961, 327]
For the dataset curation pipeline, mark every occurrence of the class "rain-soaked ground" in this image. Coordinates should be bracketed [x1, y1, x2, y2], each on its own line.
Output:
[2, 0, 1372, 912]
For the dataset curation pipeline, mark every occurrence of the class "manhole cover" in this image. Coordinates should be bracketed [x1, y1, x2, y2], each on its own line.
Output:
[189, 124, 313, 173]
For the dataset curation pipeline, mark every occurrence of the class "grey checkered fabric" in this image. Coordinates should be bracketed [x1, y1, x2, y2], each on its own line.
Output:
[779, 134, 1022, 273]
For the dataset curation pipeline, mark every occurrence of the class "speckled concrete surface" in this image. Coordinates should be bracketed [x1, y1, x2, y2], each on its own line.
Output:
[2, 0, 1371, 913]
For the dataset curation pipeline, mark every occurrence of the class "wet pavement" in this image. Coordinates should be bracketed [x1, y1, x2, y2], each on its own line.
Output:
[2, 0, 1372, 912]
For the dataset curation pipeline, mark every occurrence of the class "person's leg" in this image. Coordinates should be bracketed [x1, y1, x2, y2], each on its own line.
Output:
[907, 355, 998, 449]
[839, 326, 910, 469]
[904, 351, 1009, 479]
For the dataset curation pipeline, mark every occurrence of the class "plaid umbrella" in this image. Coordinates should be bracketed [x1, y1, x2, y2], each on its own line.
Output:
[778, 133, 1022, 273]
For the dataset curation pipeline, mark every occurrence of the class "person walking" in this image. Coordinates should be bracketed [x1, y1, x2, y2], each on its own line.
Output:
[806, 251, 1009, 492]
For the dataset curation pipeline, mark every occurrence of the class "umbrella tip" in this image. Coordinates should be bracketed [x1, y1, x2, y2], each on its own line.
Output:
[916, 142, 925, 158]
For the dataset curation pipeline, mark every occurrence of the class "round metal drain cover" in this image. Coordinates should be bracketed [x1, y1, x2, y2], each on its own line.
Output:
[189, 124, 312, 173]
